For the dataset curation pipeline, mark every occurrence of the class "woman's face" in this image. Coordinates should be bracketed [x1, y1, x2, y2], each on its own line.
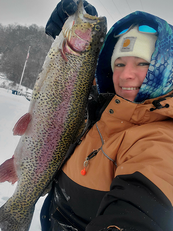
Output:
[112, 56, 150, 101]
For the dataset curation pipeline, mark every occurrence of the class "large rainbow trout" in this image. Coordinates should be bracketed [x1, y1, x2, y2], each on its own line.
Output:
[0, 1, 107, 230]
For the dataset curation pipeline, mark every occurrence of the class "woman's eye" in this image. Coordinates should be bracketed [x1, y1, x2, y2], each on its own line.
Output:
[139, 62, 150, 66]
[115, 63, 125, 67]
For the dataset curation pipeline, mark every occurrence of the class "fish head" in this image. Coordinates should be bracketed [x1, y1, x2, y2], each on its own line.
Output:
[62, 0, 107, 54]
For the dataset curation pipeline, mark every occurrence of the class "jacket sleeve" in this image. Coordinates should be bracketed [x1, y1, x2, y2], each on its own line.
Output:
[86, 172, 173, 231]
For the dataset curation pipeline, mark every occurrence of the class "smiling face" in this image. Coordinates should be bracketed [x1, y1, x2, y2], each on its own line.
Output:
[112, 56, 150, 101]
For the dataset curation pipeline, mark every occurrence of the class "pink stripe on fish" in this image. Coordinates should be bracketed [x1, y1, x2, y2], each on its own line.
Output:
[35, 71, 78, 177]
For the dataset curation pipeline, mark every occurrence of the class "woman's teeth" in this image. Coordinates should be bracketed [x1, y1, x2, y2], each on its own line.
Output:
[122, 87, 139, 90]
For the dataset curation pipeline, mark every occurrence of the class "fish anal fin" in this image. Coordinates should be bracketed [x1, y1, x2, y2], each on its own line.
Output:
[0, 155, 18, 184]
[13, 113, 32, 136]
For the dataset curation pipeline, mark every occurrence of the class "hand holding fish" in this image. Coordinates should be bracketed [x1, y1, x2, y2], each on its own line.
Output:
[45, 0, 98, 38]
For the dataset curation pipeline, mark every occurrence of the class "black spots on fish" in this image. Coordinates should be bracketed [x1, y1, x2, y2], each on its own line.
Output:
[0, 204, 30, 230]
[1, 194, 34, 223]
[20, 159, 34, 173]
[32, 91, 40, 100]
[3, 19, 106, 226]
[74, 22, 88, 30]
[48, 48, 57, 60]
[77, 23, 91, 34]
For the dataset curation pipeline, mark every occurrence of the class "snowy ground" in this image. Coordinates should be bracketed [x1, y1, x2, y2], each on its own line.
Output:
[0, 88, 46, 230]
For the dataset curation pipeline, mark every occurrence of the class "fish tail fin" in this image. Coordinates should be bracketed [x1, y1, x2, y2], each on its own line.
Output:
[0, 203, 34, 231]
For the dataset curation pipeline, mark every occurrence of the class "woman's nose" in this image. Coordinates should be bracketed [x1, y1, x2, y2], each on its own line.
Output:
[120, 65, 136, 80]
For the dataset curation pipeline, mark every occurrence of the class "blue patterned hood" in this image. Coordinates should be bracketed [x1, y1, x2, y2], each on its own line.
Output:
[95, 11, 173, 102]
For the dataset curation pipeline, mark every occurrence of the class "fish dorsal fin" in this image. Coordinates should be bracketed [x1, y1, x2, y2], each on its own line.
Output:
[13, 113, 32, 136]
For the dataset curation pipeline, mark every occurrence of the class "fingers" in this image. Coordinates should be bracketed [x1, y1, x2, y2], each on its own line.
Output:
[62, 0, 78, 16]
[45, 2, 67, 38]
[45, 0, 98, 38]
[83, 1, 98, 16]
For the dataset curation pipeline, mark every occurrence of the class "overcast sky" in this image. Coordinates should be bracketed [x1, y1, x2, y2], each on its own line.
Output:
[0, 0, 173, 30]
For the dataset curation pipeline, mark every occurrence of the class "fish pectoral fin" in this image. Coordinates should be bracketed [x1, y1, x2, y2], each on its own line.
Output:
[13, 113, 32, 136]
[0, 155, 18, 184]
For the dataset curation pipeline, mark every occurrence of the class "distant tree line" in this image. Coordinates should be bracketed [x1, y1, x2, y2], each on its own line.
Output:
[0, 23, 53, 89]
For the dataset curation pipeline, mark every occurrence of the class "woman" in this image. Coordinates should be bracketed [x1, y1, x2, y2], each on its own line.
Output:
[41, 1, 173, 230]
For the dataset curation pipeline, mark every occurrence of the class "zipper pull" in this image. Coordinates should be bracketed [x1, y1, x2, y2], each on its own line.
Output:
[81, 149, 99, 176]
[81, 158, 89, 176]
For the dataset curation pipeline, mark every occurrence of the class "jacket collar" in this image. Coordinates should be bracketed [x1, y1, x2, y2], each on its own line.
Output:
[101, 90, 173, 126]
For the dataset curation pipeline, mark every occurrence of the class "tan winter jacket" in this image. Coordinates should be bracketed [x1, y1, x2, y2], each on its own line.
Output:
[63, 92, 173, 205]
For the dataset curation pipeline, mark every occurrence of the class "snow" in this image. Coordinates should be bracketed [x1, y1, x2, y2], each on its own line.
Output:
[0, 87, 46, 230]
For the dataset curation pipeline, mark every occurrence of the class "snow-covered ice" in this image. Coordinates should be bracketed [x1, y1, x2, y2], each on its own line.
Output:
[0, 88, 46, 230]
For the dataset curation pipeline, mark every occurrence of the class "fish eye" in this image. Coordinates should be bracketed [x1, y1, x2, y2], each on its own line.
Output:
[95, 25, 100, 31]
